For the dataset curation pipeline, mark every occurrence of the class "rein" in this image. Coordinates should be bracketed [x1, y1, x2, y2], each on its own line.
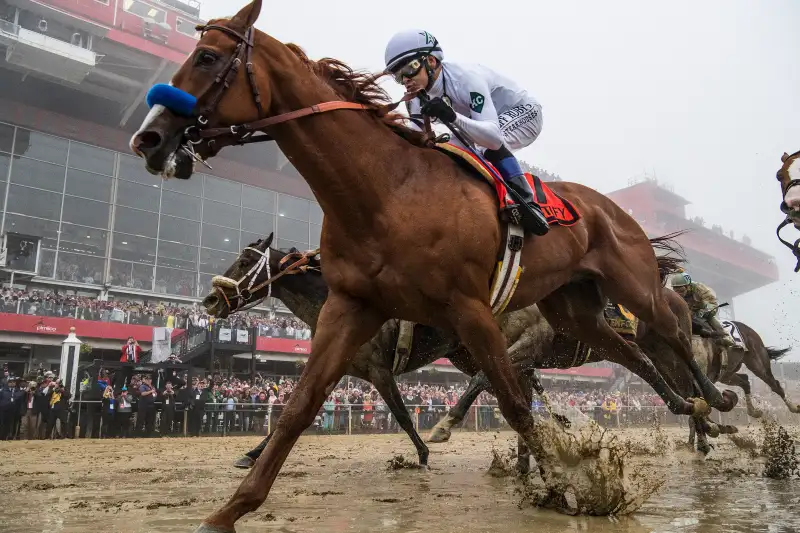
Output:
[212, 248, 320, 314]
[180, 23, 427, 156]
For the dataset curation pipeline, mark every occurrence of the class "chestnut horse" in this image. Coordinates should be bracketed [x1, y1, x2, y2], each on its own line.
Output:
[776, 151, 800, 271]
[130, 1, 733, 528]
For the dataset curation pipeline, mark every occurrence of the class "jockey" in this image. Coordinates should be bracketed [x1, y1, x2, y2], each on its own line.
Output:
[668, 272, 735, 348]
[384, 29, 549, 235]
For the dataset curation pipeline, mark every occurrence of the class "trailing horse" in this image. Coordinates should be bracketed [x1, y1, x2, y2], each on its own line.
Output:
[775, 150, 800, 271]
[206, 233, 709, 472]
[130, 1, 734, 525]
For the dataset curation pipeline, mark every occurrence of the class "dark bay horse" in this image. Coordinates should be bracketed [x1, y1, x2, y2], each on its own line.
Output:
[775, 151, 800, 270]
[130, 1, 733, 526]
[208, 234, 707, 472]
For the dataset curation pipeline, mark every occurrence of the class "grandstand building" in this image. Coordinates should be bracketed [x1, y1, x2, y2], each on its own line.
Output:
[0, 0, 785, 390]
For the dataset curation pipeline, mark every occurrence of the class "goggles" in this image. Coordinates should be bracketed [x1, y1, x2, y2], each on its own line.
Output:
[391, 58, 425, 84]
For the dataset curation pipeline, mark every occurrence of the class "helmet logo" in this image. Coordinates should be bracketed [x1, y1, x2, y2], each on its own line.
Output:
[419, 31, 435, 45]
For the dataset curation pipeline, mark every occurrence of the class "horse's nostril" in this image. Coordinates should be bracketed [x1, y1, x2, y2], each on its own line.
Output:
[203, 294, 219, 309]
[135, 130, 164, 153]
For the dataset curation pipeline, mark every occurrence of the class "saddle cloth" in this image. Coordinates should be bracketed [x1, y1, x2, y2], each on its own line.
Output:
[604, 302, 639, 337]
[721, 320, 747, 351]
[434, 143, 581, 227]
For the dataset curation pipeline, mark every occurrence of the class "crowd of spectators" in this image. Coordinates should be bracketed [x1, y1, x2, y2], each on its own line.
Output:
[0, 288, 312, 340]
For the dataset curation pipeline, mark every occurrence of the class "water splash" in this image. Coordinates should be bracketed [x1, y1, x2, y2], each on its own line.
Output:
[761, 418, 799, 480]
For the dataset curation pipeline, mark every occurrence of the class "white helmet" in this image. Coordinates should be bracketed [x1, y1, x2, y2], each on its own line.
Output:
[384, 29, 444, 72]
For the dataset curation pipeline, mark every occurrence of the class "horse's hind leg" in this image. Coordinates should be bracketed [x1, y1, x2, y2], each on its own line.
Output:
[538, 282, 697, 417]
[720, 372, 763, 418]
[598, 261, 737, 412]
[745, 349, 800, 414]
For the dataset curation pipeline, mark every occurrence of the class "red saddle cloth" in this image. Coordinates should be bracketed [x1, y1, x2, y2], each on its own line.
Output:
[435, 143, 581, 227]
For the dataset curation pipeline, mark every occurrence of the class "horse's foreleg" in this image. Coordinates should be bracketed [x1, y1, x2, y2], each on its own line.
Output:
[368, 367, 429, 466]
[195, 294, 384, 533]
[428, 370, 489, 443]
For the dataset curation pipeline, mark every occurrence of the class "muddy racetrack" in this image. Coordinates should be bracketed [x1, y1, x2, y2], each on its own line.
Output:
[1, 426, 798, 533]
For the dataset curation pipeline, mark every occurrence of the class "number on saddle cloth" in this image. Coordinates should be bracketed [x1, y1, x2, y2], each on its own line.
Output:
[146, 83, 197, 117]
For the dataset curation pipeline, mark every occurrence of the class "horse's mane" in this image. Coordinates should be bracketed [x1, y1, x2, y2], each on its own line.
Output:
[285, 44, 429, 147]
[649, 230, 689, 283]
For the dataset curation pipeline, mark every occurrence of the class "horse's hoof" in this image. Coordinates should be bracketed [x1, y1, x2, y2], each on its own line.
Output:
[705, 423, 720, 438]
[719, 390, 739, 412]
[748, 409, 764, 419]
[233, 456, 255, 469]
[193, 523, 235, 533]
[427, 428, 451, 443]
[689, 398, 711, 418]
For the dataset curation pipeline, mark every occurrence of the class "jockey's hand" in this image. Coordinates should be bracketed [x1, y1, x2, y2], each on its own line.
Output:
[421, 97, 456, 124]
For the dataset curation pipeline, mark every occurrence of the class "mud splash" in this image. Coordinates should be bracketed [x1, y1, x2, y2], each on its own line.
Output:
[523, 418, 663, 516]
[762, 418, 799, 479]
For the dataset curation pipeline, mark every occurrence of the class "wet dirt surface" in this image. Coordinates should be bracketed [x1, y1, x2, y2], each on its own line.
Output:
[1, 426, 798, 533]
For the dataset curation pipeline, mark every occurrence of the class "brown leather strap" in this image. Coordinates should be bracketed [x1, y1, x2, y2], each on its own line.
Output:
[198, 101, 369, 139]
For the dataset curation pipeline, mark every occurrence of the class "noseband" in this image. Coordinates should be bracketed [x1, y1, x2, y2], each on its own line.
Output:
[211, 248, 320, 313]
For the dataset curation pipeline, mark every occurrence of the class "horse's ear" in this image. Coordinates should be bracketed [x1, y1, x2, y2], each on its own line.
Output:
[782, 152, 790, 163]
[231, 0, 262, 30]
[263, 232, 274, 249]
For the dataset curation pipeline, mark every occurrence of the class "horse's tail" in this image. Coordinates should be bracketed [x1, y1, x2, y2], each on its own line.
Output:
[766, 346, 791, 361]
[649, 230, 689, 283]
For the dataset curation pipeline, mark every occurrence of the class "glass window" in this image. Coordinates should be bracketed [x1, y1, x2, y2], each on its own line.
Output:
[0, 123, 13, 153]
[123, 0, 166, 24]
[56, 252, 105, 284]
[0, 151, 10, 181]
[13, 129, 68, 165]
[161, 190, 201, 220]
[7, 185, 62, 220]
[3, 214, 59, 248]
[241, 185, 275, 212]
[159, 215, 199, 246]
[116, 179, 161, 212]
[65, 168, 112, 202]
[278, 194, 309, 221]
[240, 231, 266, 249]
[203, 174, 241, 205]
[202, 199, 241, 228]
[110, 260, 154, 291]
[114, 205, 158, 238]
[118, 154, 160, 186]
[157, 240, 198, 271]
[176, 17, 199, 38]
[39, 249, 55, 278]
[201, 223, 239, 253]
[200, 248, 237, 274]
[163, 173, 203, 196]
[112, 233, 156, 264]
[309, 202, 323, 225]
[310, 223, 321, 247]
[278, 216, 309, 243]
[241, 208, 274, 234]
[62, 196, 111, 229]
[154, 266, 196, 297]
[10, 157, 65, 192]
[276, 239, 307, 253]
[58, 223, 108, 257]
[68, 142, 115, 175]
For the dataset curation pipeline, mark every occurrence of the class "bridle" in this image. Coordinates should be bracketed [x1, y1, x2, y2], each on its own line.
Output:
[210, 247, 320, 314]
[177, 23, 431, 169]
[776, 150, 800, 272]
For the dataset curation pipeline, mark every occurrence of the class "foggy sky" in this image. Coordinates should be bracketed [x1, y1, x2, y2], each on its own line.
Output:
[199, 0, 800, 361]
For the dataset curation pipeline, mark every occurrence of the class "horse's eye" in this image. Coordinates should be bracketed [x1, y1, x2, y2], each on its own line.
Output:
[196, 51, 217, 67]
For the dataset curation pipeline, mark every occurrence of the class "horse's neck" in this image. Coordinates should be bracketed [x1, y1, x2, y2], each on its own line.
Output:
[263, 54, 413, 233]
[272, 278, 328, 332]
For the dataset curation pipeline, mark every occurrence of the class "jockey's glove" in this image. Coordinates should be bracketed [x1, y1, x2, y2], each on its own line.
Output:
[421, 97, 456, 124]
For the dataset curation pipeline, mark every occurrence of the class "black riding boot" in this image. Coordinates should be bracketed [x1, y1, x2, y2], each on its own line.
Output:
[484, 147, 549, 236]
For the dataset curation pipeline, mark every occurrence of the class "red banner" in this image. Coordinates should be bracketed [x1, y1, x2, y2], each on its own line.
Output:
[0, 313, 182, 343]
[256, 336, 312, 354]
